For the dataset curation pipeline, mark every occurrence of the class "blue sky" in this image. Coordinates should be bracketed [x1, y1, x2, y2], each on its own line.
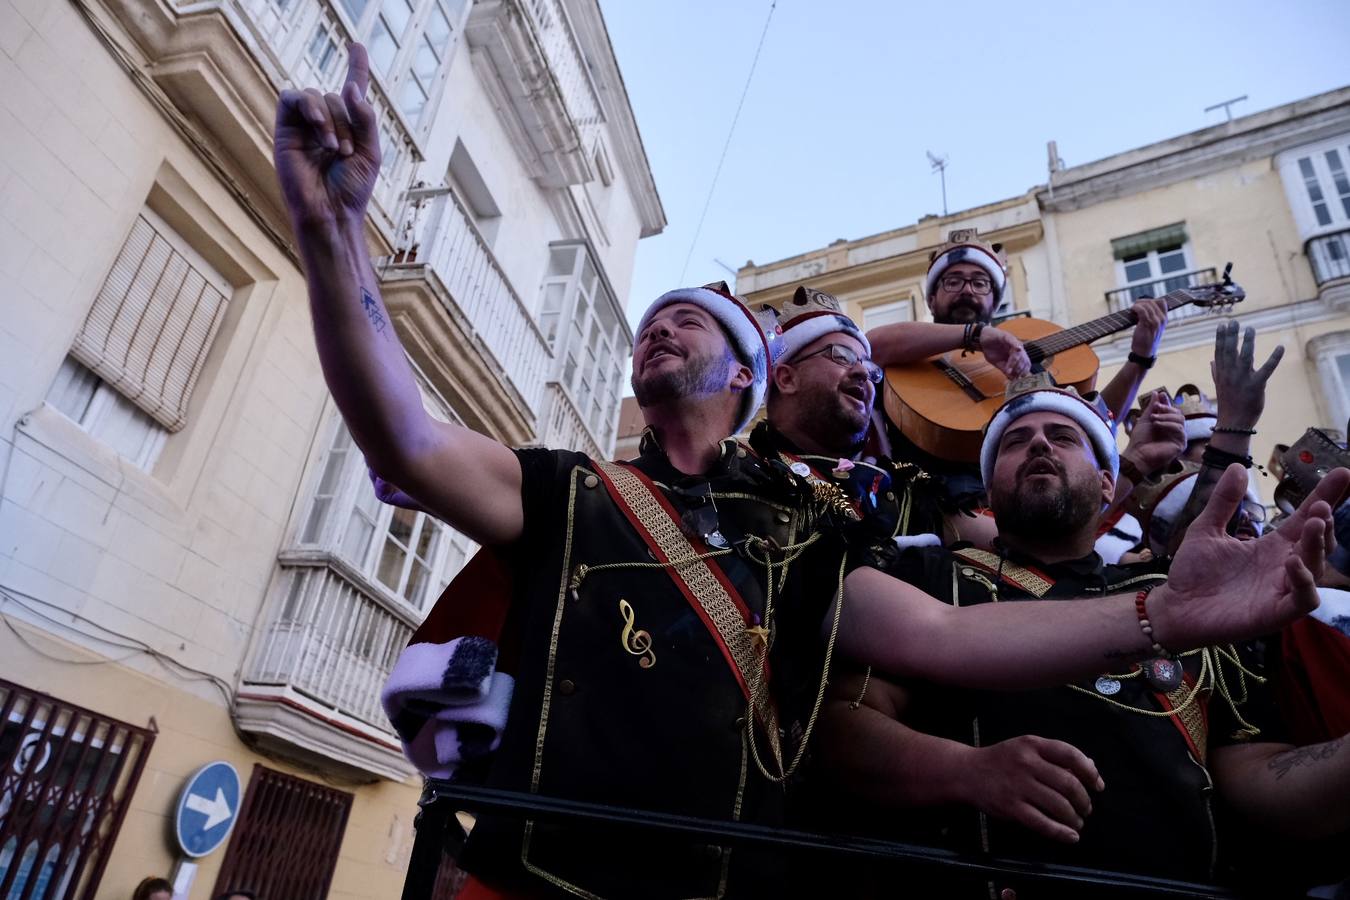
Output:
[600, 0, 1350, 332]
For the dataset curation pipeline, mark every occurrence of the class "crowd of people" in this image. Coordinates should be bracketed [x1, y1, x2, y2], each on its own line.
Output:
[275, 44, 1349, 899]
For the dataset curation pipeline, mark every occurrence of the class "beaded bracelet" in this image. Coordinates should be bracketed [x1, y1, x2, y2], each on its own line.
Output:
[1135, 588, 1170, 658]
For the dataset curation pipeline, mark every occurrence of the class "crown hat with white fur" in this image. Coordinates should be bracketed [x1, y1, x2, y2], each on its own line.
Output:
[635, 281, 775, 434]
[775, 285, 871, 365]
[925, 229, 1009, 303]
[980, 384, 1120, 488]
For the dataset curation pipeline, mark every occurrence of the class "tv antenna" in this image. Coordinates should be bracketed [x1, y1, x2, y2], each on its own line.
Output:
[927, 151, 949, 216]
[1204, 95, 1248, 123]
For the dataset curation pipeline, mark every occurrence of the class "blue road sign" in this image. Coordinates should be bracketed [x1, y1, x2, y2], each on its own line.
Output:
[175, 761, 241, 858]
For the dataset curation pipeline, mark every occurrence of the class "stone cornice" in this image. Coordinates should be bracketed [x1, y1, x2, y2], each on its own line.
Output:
[1040, 87, 1350, 212]
[564, 0, 666, 237]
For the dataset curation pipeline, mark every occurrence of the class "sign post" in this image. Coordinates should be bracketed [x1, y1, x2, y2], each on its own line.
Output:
[171, 761, 242, 898]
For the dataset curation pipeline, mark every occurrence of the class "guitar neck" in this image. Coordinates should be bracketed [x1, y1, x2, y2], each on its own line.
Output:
[1025, 289, 1193, 362]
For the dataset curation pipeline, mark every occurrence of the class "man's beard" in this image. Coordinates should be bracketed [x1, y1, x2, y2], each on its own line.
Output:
[795, 376, 869, 454]
[991, 457, 1100, 542]
[934, 295, 992, 325]
[631, 346, 733, 407]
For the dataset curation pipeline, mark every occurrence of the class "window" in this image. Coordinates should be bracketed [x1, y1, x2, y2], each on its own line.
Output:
[448, 141, 502, 246]
[331, 0, 462, 127]
[536, 243, 628, 444]
[211, 766, 352, 900]
[1309, 330, 1350, 432]
[297, 367, 478, 610]
[46, 209, 232, 468]
[1110, 224, 1194, 303]
[861, 298, 913, 331]
[1277, 135, 1350, 238]
[0, 679, 155, 900]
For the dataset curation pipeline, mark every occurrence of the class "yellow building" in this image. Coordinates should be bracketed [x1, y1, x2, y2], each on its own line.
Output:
[739, 86, 1350, 488]
[0, 0, 661, 897]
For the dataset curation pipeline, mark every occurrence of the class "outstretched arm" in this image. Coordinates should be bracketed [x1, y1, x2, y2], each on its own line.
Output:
[838, 465, 1343, 687]
[1212, 736, 1350, 838]
[818, 670, 1102, 844]
[275, 45, 523, 544]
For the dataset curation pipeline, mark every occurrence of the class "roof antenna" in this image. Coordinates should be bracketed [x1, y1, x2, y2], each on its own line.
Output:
[927, 151, 949, 216]
[1204, 95, 1248, 123]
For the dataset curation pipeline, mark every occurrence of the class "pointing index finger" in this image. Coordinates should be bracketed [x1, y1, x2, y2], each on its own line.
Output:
[345, 42, 370, 99]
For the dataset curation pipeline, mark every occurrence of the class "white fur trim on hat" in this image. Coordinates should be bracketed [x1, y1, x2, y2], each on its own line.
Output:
[636, 287, 771, 434]
[1184, 415, 1217, 443]
[980, 389, 1119, 488]
[926, 245, 1008, 302]
[778, 312, 871, 365]
[1095, 512, 1143, 565]
[1148, 471, 1264, 555]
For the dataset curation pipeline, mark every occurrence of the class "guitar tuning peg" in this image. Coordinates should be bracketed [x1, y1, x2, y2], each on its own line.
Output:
[1221, 262, 1234, 286]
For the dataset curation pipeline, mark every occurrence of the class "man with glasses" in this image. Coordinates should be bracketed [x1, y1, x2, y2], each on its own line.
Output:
[750, 286, 945, 545]
[868, 229, 1169, 544]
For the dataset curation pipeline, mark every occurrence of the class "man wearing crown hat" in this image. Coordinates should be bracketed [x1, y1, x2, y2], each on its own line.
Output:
[867, 229, 1170, 537]
[817, 374, 1350, 894]
[748, 285, 945, 545]
[275, 55, 1349, 897]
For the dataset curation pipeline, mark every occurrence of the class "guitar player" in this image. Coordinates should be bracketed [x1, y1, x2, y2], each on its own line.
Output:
[867, 229, 1168, 546]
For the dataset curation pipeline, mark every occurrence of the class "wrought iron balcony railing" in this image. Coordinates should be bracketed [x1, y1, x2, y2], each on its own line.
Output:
[1104, 268, 1217, 321]
[1306, 229, 1350, 285]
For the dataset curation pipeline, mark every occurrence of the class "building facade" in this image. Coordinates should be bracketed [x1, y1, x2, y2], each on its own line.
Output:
[0, 0, 662, 896]
[739, 86, 1350, 488]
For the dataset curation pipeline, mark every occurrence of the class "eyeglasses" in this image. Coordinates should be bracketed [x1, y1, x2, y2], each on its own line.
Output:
[796, 343, 883, 383]
[939, 274, 994, 295]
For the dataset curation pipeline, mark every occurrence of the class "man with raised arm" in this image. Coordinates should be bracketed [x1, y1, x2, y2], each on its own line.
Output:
[275, 46, 1344, 899]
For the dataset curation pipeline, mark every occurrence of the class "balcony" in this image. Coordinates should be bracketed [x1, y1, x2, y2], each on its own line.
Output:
[1104, 268, 1217, 322]
[236, 551, 416, 782]
[380, 185, 553, 445]
[230, 0, 422, 225]
[100, 0, 422, 249]
[541, 382, 603, 458]
[465, 0, 605, 187]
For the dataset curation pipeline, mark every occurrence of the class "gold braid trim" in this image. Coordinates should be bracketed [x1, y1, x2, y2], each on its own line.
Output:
[952, 548, 1055, 597]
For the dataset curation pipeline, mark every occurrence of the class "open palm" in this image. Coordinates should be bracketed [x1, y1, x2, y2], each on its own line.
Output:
[274, 44, 381, 226]
[1157, 463, 1344, 648]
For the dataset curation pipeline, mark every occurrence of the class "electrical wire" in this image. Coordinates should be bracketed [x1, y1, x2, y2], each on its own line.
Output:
[677, 0, 777, 285]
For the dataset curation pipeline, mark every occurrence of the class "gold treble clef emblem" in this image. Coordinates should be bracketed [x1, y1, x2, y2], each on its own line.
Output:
[618, 599, 656, 669]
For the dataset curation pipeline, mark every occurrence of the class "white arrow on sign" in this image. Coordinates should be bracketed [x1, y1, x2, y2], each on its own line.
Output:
[184, 787, 233, 831]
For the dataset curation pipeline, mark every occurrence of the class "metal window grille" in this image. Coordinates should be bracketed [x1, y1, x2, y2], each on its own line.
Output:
[69, 211, 230, 433]
[211, 765, 353, 900]
[0, 678, 155, 900]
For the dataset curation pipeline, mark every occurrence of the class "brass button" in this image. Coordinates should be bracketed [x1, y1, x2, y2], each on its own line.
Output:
[703, 844, 723, 860]
[733, 716, 746, 731]
[558, 679, 576, 696]
[736, 446, 747, 458]
[776, 511, 791, 524]
[885, 491, 896, 501]
[960, 567, 975, 577]
[582, 474, 599, 489]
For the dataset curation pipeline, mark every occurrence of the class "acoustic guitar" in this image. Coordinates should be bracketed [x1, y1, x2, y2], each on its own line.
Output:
[883, 265, 1246, 462]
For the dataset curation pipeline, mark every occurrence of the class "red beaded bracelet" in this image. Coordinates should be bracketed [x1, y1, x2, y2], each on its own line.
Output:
[1135, 588, 1169, 658]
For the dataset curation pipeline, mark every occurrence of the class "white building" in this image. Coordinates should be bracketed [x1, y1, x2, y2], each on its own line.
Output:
[0, 0, 662, 896]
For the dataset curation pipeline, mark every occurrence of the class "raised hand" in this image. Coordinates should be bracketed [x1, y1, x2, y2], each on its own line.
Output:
[964, 735, 1103, 844]
[274, 44, 381, 227]
[1122, 389, 1185, 475]
[982, 328, 1032, 379]
[1210, 320, 1283, 430]
[1152, 463, 1346, 649]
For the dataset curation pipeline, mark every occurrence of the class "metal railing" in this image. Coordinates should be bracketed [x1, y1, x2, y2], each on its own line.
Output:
[1307, 229, 1350, 285]
[245, 554, 415, 731]
[233, 0, 421, 220]
[1105, 268, 1217, 321]
[389, 186, 554, 417]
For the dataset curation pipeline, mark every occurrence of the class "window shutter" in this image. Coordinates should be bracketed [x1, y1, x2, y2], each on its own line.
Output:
[1110, 222, 1189, 260]
[69, 213, 229, 432]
